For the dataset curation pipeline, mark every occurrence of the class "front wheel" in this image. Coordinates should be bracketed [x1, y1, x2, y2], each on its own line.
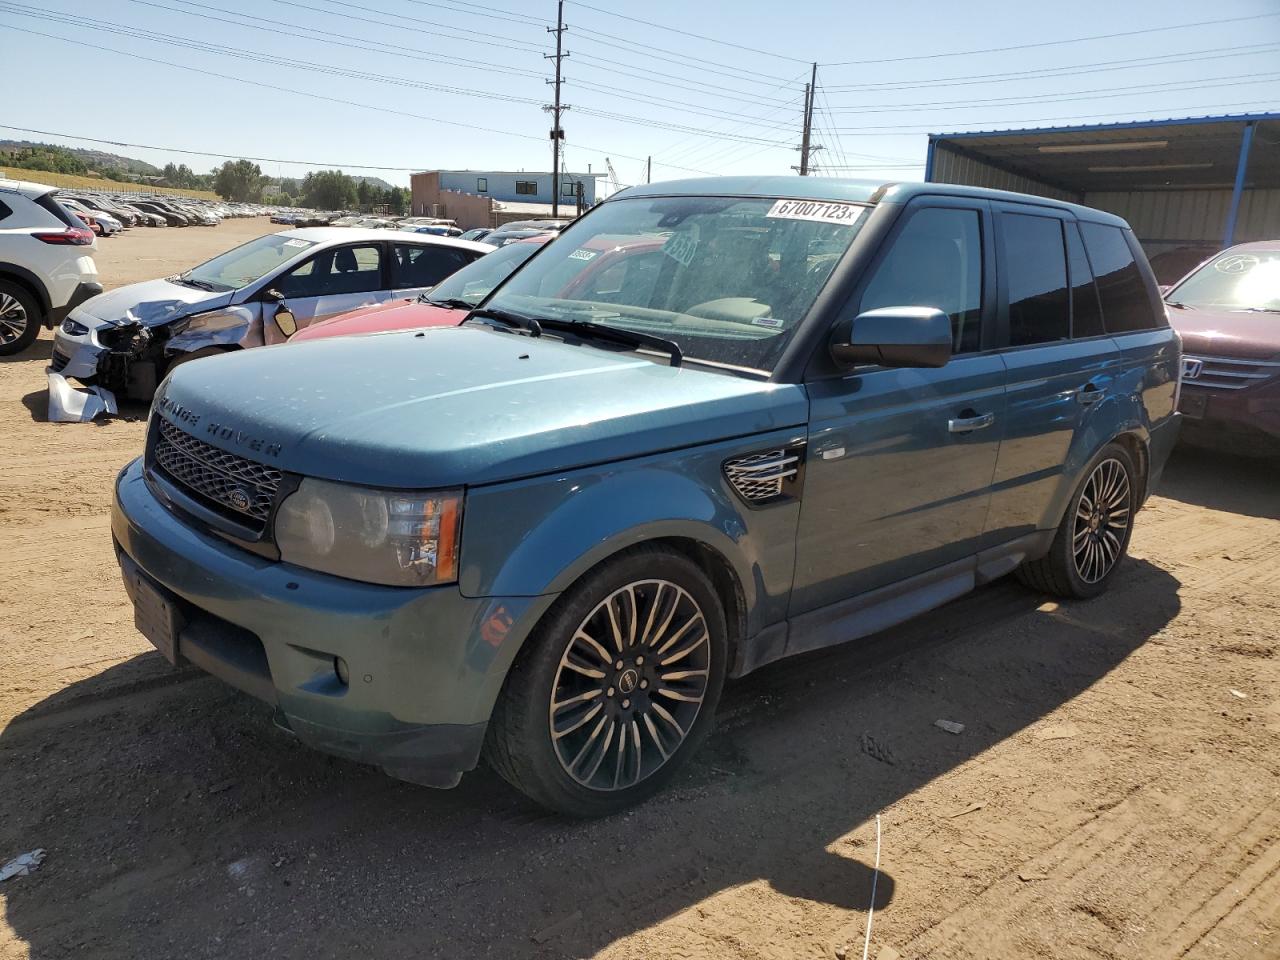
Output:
[1016, 442, 1138, 599]
[485, 547, 728, 816]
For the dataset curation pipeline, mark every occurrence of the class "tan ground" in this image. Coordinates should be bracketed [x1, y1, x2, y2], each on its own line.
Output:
[1, 221, 1278, 960]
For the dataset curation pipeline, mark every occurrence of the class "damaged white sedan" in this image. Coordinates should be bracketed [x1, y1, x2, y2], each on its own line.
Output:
[48, 227, 490, 414]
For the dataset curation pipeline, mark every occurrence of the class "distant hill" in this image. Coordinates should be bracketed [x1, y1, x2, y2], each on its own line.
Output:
[0, 140, 160, 176]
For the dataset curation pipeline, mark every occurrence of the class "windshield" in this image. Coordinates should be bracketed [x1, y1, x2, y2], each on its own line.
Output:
[427, 241, 542, 306]
[183, 233, 317, 292]
[484, 195, 870, 371]
[1170, 249, 1280, 313]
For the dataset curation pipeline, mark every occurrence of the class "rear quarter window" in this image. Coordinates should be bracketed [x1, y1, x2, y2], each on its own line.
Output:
[1079, 222, 1163, 333]
[0, 199, 11, 223]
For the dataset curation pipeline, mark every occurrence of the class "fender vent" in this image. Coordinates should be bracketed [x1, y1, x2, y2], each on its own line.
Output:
[723, 449, 801, 504]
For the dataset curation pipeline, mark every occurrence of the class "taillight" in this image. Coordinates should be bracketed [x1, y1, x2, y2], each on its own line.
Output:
[33, 228, 95, 246]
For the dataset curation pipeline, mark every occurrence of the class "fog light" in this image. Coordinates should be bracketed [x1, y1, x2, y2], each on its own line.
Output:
[334, 657, 349, 686]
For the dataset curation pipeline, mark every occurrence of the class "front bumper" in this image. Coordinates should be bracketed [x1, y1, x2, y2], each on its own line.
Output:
[1178, 380, 1280, 456]
[111, 458, 556, 786]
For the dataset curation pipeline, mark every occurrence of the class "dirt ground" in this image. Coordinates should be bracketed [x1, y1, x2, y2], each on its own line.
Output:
[1, 221, 1278, 960]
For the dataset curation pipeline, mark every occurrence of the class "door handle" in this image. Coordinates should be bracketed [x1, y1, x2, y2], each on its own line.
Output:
[1077, 382, 1104, 405]
[948, 411, 995, 434]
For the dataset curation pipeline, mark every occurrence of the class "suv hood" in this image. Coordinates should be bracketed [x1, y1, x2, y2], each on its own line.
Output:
[1169, 305, 1280, 360]
[73, 277, 233, 329]
[156, 326, 809, 488]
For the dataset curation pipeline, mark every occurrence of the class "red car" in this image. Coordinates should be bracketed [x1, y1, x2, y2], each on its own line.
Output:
[1165, 241, 1280, 456]
[292, 233, 665, 342]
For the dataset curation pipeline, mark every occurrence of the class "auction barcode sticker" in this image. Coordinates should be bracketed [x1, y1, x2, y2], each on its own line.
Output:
[766, 199, 867, 225]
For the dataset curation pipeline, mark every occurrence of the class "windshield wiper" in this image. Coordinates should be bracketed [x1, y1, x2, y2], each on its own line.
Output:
[467, 307, 542, 337]
[1166, 300, 1191, 310]
[539, 317, 683, 367]
[428, 296, 478, 310]
[176, 273, 217, 292]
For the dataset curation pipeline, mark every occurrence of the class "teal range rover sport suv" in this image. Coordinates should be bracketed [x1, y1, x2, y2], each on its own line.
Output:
[113, 178, 1181, 815]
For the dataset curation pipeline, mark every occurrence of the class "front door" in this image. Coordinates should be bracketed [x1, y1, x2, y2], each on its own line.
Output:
[792, 201, 1004, 616]
[266, 243, 390, 343]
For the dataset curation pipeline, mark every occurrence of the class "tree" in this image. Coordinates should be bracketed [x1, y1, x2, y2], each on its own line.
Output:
[303, 169, 357, 210]
[385, 186, 408, 216]
[356, 179, 373, 209]
[212, 159, 269, 202]
[161, 162, 203, 189]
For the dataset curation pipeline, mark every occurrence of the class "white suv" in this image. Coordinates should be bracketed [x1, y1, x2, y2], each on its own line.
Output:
[0, 178, 101, 355]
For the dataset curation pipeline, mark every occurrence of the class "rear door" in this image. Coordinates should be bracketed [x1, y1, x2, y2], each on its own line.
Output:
[389, 242, 481, 300]
[984, 205, 1121, 542]
[267, 242, 390, 343]
[791, 198, 1005, 617]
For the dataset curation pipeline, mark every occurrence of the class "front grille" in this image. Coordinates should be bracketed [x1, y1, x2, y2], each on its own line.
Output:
[1183, 354, 1280, 391]
[724, 449, 800, 504]
[50, 349, 70, 373]
[153, 419, 282, 532]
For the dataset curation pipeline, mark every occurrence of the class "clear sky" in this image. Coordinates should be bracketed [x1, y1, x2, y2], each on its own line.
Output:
[1, 0, 1278, 190]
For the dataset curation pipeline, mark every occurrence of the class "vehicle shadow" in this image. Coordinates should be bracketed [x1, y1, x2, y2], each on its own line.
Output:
[1156, 446, 1280, 520]
[1, 559, 1180, 959]
[0, 334, 52, 364]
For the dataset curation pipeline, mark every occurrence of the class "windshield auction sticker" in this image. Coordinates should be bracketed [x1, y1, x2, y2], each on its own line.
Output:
[766, 199, 867, 225]
[663, 224, 700, 268]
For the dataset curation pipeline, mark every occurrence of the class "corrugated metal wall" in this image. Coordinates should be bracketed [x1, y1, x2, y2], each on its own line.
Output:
[1084, 189, 1280, 249]
[929, 144, 1077, 202]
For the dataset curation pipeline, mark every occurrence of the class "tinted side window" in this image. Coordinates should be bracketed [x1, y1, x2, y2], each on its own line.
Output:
[1002, 213, 1069, 346]
[860, 207, 983, 354]
[0, 199, 11, 223]
[279, 244, 384, 298]
[1079, 223, 1158, 333]
[1066, 223, 1104, 338]
[391, 244, 474, 288]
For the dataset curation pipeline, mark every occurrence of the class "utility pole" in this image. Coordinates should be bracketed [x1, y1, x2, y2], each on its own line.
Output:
[646, 156, 651, 184]
[545, 0, 568, 217]
[796, 62, 820, 176]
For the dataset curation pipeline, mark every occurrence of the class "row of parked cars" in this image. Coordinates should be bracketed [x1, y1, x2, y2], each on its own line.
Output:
[52, 191, 271, 236]
[22, 172, 1278, 815]
[276, 209, 573, 246]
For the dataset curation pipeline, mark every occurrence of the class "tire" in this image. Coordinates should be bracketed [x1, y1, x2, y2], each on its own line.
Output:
[485, 546, 728, 816]
[1016, 442, 1138, 599]
[165, 346, 228, 376]
[0, 281, 42, 356]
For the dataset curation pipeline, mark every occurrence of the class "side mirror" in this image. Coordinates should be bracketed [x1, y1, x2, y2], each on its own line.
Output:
[273, 302, 298, 338]
[829, 306, 952, 370]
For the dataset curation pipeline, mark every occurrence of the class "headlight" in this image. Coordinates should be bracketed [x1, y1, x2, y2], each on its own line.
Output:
[274, 478, 462, 587]
[61, 318, 89, 336]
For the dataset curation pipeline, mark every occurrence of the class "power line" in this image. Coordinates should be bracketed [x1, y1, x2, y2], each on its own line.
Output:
[1, 9, 799, 148]
[0, 123, 431, 171]
[825, 99, 1280, 134]
[822, 42, 1280, 93]
[822, 11, 1280, 65]
[0, 23, 725, 175]
[565, 0, 808, 64]
[115, 0, 546, 79]
[569, 25, 801, 86]
[265, 0, 548, 53]
[824, 71, 1280, 115]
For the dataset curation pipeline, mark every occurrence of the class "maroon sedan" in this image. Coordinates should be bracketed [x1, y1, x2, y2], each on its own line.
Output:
[1165, 240, 1280, 456]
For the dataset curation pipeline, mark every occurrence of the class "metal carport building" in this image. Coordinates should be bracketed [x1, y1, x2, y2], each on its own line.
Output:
[925, 113, 1279, 255]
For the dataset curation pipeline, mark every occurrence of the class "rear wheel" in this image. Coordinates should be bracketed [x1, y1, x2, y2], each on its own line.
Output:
[485, 546, 728, 816]
[0, 281, 42, 356]
[1016, 442, 1137, 599]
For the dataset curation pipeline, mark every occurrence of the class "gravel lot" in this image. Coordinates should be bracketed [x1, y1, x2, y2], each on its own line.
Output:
[1, 220, 1277, 960]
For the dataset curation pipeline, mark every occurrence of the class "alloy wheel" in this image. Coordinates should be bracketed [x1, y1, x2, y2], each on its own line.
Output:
[1072, 458, 1131, 584]
[549, 579, 710, 792]
[0, 293, 28, 347]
